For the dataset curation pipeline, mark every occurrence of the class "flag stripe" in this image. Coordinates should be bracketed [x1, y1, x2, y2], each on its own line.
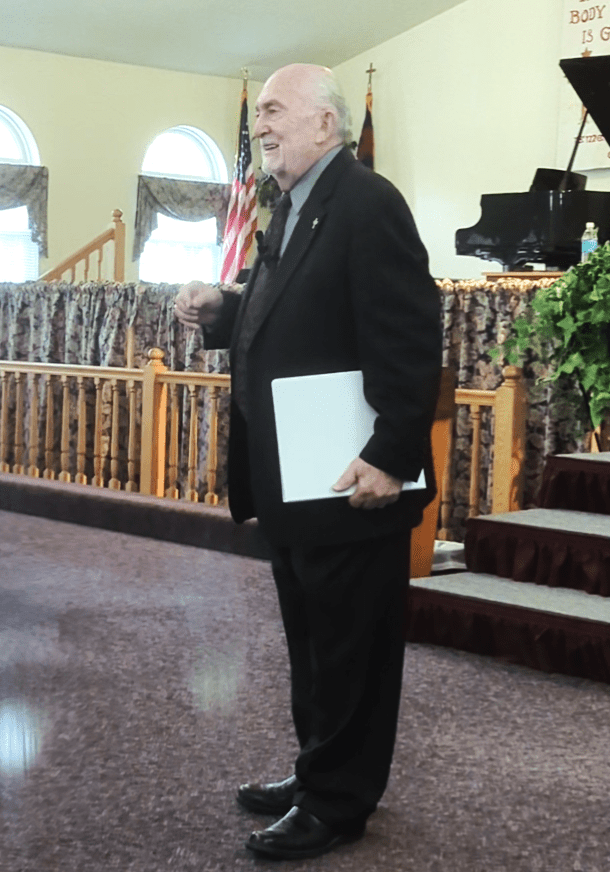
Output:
[220, 87, 258, 283]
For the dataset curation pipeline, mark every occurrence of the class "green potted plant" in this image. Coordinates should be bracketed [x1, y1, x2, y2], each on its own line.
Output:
[495, 242, 610, 443]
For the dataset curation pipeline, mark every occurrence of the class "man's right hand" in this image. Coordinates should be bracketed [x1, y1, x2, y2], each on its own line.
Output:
[174, 281, 224, 329]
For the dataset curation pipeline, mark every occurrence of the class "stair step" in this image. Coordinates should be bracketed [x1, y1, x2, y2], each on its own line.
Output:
[407, 571, 610, 683]
[411, 571, 610, 623]
[540, 452, 610, 515]
[469, 507, 610, 538]
[465, 508, 610, 597]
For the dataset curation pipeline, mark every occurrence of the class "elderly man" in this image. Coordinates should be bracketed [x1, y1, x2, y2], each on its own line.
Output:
[175, 63, 442, 860]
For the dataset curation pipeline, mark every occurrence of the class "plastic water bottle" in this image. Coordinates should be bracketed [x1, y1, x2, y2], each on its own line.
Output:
[581, 222, 598, 261]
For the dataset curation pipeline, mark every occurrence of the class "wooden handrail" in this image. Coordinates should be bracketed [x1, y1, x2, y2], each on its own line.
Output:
[39, 209, 125, 282]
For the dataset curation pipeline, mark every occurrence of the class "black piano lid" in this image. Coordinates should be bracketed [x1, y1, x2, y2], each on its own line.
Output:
[560, 55, 610, 145]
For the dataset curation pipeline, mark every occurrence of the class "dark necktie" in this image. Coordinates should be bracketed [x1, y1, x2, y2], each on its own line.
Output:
[261, 192, 292, 264]
[233, 193, 292, 418]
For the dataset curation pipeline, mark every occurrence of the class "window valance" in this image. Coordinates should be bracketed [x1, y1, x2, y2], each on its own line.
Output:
[0, 164, 49, 257]
[133, 175, 230, 261]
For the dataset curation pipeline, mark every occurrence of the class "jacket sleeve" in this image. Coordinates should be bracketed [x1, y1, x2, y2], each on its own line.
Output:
[201, 288, 243, 350]
[348, 174, 442, 482]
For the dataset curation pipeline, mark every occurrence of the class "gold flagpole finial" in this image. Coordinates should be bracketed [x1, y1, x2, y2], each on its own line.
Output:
[366, 63, 376, 90]
[241, 67, 249, 85]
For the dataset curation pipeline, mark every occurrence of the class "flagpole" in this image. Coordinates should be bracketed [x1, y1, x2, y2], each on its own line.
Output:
[357, 64, 376, 171]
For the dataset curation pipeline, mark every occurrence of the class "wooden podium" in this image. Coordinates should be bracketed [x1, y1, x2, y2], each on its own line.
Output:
[410, 368, 456, 578]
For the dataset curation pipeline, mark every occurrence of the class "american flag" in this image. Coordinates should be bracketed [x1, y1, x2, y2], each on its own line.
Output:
[220, 85, 258, 283]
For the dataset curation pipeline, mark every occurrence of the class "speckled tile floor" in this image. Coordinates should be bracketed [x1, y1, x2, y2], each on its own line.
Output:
[1, 508, 610, 871]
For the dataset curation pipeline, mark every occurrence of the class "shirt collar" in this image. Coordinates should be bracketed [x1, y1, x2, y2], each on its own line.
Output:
[288, 145, 344, 215]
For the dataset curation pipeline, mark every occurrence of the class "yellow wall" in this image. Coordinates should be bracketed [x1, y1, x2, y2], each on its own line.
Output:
[3, 0, 609, 282]
[0, 45, 262, 281]
[335, 0, 564, 278]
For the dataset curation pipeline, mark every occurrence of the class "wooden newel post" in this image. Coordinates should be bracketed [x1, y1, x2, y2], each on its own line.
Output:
[112, 209, 125, 282]
[140, 348, 168, 496]
[491, 366, 526, 514]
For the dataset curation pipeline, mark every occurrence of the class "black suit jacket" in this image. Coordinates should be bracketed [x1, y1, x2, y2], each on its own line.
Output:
[207, 147, 442, 547]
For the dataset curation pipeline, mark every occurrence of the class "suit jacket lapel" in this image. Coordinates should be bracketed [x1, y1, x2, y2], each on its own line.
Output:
[238, 147, 355, 352]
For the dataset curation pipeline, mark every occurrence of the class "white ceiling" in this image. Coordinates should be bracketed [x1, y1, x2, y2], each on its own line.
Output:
[1, 0, 466, 81]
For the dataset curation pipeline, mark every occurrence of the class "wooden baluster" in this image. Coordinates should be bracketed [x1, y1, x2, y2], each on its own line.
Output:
[43, 375, 55, 479]
[93, 376, 104, 487]
[125, 379, 138, 492]
[70, 265, 76, 283]
[165, 384, 180, 499]
[84, 254, 90, 282]
[438, 420, 454, 540]
[12, 373, 25, 474]
[492, 366, 526, 513]
[58, 375, 72, 482]
[0, 370, 9, 472]
[468, 404, 482, 518]
[27, 374, 40, 478]
[108, 379, 121, 490]
[186, 384, 199, 502]
[75, 376, 87, 484]
[98, 246, 103, 281]
[204, 386, 220, 505]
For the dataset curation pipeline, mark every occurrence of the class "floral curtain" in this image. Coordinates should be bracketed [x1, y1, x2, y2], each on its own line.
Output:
[132, 175, 231, 261]
[0, 277, 589, 538]
[0, 164, 49, 256]
[439, 277, 588, 539]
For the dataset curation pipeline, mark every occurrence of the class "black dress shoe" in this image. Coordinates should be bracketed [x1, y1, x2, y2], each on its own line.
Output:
[245, 806, 365, 860]
[236, 775, 298, 815]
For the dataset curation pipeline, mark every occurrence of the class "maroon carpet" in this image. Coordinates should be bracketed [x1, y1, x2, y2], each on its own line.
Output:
[1, 508, 610, 871]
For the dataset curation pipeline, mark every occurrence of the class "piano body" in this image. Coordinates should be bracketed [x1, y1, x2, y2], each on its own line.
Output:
[456, 56, 610, 272]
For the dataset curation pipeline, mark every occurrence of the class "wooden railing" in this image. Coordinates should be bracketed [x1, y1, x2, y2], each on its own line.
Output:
[38, 209, 126, 284]
[0, 354, 526, 532]
[437, 366, 526, 539]
[0, 348, 230, 505]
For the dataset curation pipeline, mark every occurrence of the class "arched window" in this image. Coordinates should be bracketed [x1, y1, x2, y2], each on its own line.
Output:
[0, 107, 40, 281]
[138, 126, 228, 283]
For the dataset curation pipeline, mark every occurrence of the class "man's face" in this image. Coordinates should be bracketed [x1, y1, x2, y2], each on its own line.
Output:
[253, 68, 328, 191]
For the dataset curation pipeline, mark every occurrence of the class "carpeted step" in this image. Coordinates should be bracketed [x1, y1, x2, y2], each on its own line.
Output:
[465, 508, 610, 597]
[539, 452, 610, 515]
[407, 570, 610, 682]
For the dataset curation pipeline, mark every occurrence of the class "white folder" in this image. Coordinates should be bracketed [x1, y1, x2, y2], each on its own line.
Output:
[271, 370, 426, 503]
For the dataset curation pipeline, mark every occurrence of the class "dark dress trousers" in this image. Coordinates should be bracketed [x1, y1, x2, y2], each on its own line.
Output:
[205, 146, 442, 828]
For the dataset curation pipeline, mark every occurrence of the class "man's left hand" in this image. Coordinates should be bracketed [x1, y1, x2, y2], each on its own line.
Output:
[332, 458, 403, 509]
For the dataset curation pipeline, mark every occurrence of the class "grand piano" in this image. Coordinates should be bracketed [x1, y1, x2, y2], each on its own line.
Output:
[456, 56, 610, 271]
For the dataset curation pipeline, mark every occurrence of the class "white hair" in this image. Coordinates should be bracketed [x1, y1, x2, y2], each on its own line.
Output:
[316, 71, 353, 145]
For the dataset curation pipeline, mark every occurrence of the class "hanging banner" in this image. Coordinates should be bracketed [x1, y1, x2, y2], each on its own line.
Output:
[556, 0, 610, 170]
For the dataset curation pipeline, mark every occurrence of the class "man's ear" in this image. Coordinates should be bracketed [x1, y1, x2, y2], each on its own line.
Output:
[315, 109, 339, 144]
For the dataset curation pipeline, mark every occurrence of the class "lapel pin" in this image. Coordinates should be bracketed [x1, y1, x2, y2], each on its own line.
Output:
[312, 218, 319, 230]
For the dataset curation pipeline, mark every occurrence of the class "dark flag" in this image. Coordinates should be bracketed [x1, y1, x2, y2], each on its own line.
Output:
[357, 88, 375, 170]
[221, 84, 258, 283]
